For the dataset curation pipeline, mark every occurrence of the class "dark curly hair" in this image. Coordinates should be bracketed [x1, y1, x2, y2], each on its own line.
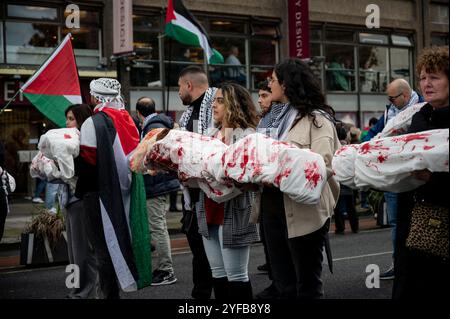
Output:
[275, 58, 335, 127]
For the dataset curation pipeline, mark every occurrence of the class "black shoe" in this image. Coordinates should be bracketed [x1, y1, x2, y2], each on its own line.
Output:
[256, 283, 279, 299]
[151, 270, 177, 286]
[257, 263, 268, 272]
[169, 207, 181, 212]
[380, 265, 395, 280]
[334, 230, 345, 235]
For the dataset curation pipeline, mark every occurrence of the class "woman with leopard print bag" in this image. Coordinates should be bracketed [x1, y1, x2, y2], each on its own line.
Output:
[393, 46, 449, 300]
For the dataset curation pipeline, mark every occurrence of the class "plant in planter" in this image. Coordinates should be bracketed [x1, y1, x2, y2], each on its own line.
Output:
[20, 206, 69, 266]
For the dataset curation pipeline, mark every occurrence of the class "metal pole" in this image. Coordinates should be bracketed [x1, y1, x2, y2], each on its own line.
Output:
[0, 90, 21, 115]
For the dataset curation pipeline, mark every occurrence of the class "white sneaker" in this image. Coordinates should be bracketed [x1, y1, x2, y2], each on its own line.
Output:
[32, 197, 44, 204]
[48, 207, 57, 214]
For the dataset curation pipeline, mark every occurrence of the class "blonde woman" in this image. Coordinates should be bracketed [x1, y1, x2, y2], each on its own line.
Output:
[196, 82, 259, 299]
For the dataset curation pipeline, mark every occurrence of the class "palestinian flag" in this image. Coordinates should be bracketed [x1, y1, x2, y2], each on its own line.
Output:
[165, 0, 224, 64]
[90, 106, 151, 291]
[21, 33, 82, 128]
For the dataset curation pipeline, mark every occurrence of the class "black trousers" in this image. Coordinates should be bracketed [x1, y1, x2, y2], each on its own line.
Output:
[288, 220, 330, 299]
[83, 192, 120, 299]
[258, 215, 273, 280]
[334, 194, 359, 233]
[262, 187, 330, 299]
[183, 207, 213, 299]
[261, 187, 297, 298]
[0, 195, 7, 242]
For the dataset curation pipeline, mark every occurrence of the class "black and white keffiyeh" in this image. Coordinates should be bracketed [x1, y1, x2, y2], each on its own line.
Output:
[178, 87, 217, 135]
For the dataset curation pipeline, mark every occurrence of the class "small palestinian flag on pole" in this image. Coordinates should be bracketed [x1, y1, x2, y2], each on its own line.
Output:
[165, 0, 224, 64]
[21, 33, 82, 127]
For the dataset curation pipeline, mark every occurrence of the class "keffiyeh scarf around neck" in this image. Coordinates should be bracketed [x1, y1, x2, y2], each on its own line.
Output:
[178, 87, 217, 135]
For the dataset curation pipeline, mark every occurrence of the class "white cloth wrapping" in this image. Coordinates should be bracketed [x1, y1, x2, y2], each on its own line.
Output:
[332, 144, 360, 189]
[30, 151, 62, 181]
[132, 129, 328, 204]
[375, 102, 427, 139]
[354, 129, 449, 192]
[37, 128, 80, 179]
[206, 133, 327, 204]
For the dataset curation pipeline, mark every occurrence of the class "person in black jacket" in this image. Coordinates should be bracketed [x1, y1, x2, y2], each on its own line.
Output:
[136, 97, 180, 286]
[393, 46, 449, 299]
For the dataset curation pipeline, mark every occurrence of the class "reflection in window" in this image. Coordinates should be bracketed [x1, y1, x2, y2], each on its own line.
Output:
[325, 45, 355, 92]
[130, 62, 161, 87]
[251, 24, 278, 37]
[133, 14, 161, 30]
[390, 48, 411, 84]
[63, 9, 100, 25]
[62, 28, 100, 68]
[208, 38, 246, 87]
[431, 34, 449, 46]
[250, 39, 276, 89]
[359, 33, 388, 45]
[6, 22, 58, 65]
[326, 29, 354, 42]
[8, 5, 58, 21]
[0, 24, 3, 63]
[210, 19, 245, 34]
[359, 46, 388, 92]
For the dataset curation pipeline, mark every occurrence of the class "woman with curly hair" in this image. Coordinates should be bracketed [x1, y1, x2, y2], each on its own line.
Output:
[195, 82, 259, 300]
[393, 46, 449, 299]
[252, 58, 341, 299]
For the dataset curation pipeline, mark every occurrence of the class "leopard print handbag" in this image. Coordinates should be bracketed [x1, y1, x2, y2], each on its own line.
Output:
[406, 202, 449, 259]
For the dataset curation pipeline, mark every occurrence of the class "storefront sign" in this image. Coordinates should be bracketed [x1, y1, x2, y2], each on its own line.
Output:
[288, 0, 310, 59]
[1, 80, 27, 105]
[113, 0, 133, 56]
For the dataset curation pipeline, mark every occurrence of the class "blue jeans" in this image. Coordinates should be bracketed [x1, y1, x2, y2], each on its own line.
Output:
[45, 182, 59, 209]
[202, 225, 250, 282]
[34, 178, 47, 198]
[384, 192, 398, 256]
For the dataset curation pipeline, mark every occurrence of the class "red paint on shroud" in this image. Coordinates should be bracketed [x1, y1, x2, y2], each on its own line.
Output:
[304, 161, 322, 189]
[64, 134, 72, 139]
[423, 145, 435, 151]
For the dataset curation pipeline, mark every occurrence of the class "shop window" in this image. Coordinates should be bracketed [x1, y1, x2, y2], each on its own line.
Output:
[359, 33, 388, 45]
[250, 39, 276, 89]
[209, 37, 246, 87]
[251, 23, 278, 37]
[391, 35, 412, 47]
[0, 23, 3, 63]
[133, 14, 161, 31]
[390, 48, 411, 84]
[7, 5, 58, 21]
[359, 46, 388, 93]
[5, 22, 58, 65]
[430, 4, 449, 25]
[309, 43, 323, 87]
[326, 29, 354, 42]
[310, 28, 322, 41]
[62, 9, 101, 68]
[431, 34, 449, 46]
[209, 19, 245, 34]
[324, 45, 355, 92]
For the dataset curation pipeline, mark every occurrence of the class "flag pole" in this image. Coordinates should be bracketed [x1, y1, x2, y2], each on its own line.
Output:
[0, 90, 21, 115]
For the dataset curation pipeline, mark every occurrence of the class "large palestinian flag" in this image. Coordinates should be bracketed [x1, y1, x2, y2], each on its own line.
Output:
[86, 105, 151, 291]
[165, 0, 224, 64]
[21, 33, 82, 127]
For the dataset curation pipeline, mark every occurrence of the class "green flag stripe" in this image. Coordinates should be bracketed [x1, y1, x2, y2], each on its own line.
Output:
[23, 93, 71, 128]
[165, 23, 224, 64]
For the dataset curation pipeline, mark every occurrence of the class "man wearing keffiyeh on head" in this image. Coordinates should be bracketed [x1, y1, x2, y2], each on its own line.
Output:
[76, 78, 152, 298]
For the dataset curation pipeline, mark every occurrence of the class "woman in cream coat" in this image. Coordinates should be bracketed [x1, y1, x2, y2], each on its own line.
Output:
[251, 58, 340, 299]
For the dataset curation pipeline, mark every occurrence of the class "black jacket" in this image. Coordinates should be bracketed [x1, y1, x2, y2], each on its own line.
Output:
[406, 103, 449, 208]
[142, 114, 180, 198]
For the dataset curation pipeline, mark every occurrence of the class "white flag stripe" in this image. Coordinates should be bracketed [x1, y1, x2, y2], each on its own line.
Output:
[173, 12, 213, 60]
[64, 95, 82, 104]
